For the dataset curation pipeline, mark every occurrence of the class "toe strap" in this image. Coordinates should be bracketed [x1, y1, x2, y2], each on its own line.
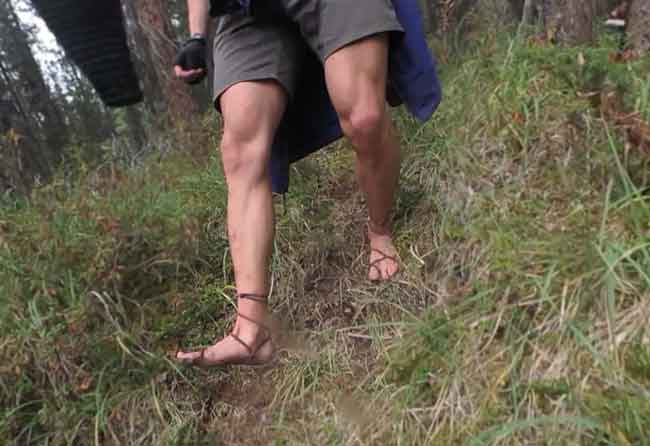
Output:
[369, 248, 400, 279]
[369, 248, 399, 268]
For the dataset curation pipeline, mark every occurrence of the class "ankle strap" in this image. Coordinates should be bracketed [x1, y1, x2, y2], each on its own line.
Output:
[367, 215, 393, 237]
[237, 311, 270, 332]
[238, 293, 268, 303]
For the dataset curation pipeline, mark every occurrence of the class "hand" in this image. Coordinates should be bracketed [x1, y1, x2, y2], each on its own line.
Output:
[173, 36, 207, 85]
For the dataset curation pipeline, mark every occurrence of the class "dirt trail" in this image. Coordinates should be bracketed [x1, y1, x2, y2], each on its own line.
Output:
[202, 161, 409, 444]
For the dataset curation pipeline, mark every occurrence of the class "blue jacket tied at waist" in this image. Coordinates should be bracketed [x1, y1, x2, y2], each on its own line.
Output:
[211, 0, 443, 193]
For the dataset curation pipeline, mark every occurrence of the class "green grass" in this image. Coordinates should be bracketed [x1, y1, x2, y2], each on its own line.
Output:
[2, 29, 650, 445]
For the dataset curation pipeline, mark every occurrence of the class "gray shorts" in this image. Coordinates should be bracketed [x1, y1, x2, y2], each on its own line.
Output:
[211, 0, 403, 108]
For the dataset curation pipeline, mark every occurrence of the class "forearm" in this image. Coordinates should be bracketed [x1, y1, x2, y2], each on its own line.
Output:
[187, 0, 210, 36]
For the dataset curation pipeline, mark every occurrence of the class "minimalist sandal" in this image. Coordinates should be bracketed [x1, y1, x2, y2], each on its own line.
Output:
[175, 293, 275, 368]
[368, 248, 400, 281]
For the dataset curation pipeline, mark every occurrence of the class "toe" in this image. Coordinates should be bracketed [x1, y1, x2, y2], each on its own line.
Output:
[175, 350, 201, 364]
[368, 263, 381, 281]
[377, 258, 399, 281]
[388, 257, 400, 276]
[385, 260, 399, 280]
[379, 263, 393, 281]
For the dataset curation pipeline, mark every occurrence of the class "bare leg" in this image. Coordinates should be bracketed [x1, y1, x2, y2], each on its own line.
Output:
[324, 33, 401, 280]
[176, 80, 286, 365]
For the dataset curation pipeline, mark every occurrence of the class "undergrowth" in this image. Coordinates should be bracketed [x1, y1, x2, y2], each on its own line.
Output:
[2, 29, 650, 445]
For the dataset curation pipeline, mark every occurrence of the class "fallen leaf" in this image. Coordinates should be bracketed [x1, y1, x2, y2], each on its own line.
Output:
[75, 374, 93, 394]
[512, 111, 526, 125]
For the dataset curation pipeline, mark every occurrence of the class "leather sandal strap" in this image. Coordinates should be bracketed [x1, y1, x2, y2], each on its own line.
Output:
[230, 293, 273, 361]
[250, 336, 271, 357]
[195, 347, 207, 367]
[238, 311, 271, 332]
[238, 293, 268, 303]
[369, 262, 383, 277]
[231, 334, 272, 362]
[369, 248, 399, 267]
[229, 333, 253, 356]
[369, 248, 399, 279]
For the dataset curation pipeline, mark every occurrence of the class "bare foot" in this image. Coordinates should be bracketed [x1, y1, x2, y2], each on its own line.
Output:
[175, 327, 274, 368]
[368, 226, 400, 281]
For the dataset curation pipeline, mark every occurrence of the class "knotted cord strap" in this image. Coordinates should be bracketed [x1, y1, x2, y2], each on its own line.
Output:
[238, 293, 268, 303]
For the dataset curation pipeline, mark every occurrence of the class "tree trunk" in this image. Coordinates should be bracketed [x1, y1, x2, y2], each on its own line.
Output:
[522, 0, 537, 24]
[542, 0, 595, 45]
[123, 0, 164, 114]
[627, 0, 650, 53]
[506, 0, 540, 26]
[59, 60, 116, 145]
[0, 0, 67, 170]
[125, 105, 147, 149]
[0, 59, 50, 187]
[508, 0, 525, 21]
[593, 0, 622, 18]
[133, 0, 198, 120]
[419, 0, 437, 33]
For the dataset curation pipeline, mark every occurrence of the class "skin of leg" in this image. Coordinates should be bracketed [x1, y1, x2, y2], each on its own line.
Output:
[324, 33, 401, 280]
[177, 80, 286, 364]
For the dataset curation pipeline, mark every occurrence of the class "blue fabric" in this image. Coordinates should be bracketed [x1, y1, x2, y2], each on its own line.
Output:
[210, 0, 443, 193]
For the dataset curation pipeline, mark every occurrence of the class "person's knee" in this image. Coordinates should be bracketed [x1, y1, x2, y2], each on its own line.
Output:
[220, 125, 269, 183]
[218, 81, 286, 184]
[340, 99, 386, 155]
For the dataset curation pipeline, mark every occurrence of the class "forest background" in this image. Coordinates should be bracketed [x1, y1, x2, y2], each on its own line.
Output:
[2, 0, 650, 445]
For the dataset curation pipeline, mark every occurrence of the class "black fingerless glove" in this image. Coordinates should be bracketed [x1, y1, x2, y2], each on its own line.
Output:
[174, 36, 207, 85]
